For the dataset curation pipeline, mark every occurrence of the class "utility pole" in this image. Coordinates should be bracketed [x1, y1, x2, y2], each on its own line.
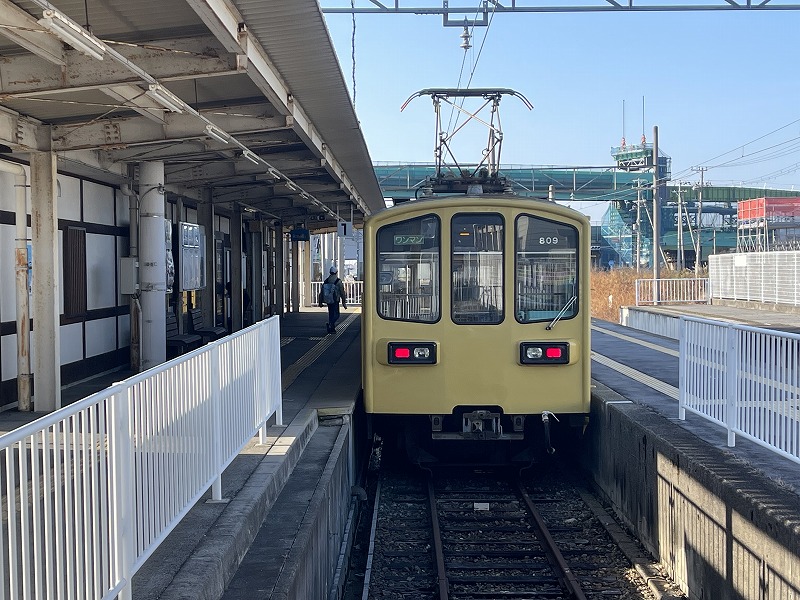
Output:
[652, 125, 660, 303]
[692, 166, 707, 275]
[676, 183, 685, 271]
[636, 187, 642, 272]
[631, 177, 647, 272]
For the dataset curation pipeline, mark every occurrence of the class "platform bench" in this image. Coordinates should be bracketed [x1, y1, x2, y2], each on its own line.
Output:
[189, 308, 227, 343]
[166, 310, 202, 358]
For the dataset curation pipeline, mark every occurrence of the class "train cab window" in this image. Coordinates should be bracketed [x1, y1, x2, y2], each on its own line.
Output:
[376, 214, 440, 322]
[515, 215, 578, 323]
[451, 214, 504, 324]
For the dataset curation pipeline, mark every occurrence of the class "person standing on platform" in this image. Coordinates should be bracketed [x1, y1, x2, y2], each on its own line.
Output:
[319, 266, 347, 333]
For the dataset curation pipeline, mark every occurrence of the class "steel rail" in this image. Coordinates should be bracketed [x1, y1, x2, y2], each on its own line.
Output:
[360, 476, 383, 600]
[517, 481, 589, 600]
[427, 478, 450, 600]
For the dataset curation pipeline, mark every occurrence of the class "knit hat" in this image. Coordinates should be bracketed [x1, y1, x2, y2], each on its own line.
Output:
[329, 266, 338, 274]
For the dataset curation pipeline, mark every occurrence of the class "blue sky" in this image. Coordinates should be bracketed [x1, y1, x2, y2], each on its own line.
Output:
[322, 6, 800, 191]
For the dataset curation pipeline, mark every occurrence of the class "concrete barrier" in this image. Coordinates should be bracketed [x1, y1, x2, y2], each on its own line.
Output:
[587, 382, 800, 600]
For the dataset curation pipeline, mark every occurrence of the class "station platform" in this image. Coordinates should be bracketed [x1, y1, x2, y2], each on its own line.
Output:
[591, 302, 800, 600]
[628, 300, 800, 334]
[2, 303, 798, 600]
[129, 307, 364, 600]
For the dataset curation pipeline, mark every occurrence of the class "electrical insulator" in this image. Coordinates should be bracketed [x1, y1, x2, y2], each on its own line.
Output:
[460, 25, 472, 50]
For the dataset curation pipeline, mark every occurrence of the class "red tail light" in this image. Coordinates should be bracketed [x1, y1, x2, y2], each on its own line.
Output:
[388, 342, 437, 365]
[394, 347, 411, 359]
[520, 342, 569, 365]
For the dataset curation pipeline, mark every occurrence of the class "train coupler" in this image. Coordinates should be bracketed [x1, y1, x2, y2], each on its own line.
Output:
[430, 410, 524, 440]
[541, 411, 559, 455]
[463, 410, 502, 438]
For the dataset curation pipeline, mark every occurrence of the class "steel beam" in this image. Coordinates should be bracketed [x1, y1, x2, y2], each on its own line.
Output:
[51, 111, 290, 151]
[0, 108, 49, 151]
[0, 0, 64, 65]
[0, 35, 237, 96]
[321, 0, 800, 16]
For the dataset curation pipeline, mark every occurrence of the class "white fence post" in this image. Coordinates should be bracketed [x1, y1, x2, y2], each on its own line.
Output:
[678, 316, 686, 420]
[725, 324, 738, 447]
[210, 344, 223, 501]
[270, 317, 283, 426]
[258, 323, 268, 444]
[110, 384, 135, 600]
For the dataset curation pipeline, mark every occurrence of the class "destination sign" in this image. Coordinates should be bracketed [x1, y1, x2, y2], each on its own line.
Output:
[394, 234, 425, 245]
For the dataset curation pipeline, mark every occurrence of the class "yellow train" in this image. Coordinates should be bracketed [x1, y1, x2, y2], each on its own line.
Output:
[361, 194, 591, 463]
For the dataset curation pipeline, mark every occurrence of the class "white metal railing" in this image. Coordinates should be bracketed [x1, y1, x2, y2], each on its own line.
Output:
[635, 278, 710, 306]
[311, 280, 363, 306]
[710, 251, 800, 306]
[619, 306, 680, 340]
[679, 315, 800, 464]
[0, 317, 282, 600]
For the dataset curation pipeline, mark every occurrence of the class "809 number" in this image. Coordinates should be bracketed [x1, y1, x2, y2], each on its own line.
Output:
[538, 236, 560, 245]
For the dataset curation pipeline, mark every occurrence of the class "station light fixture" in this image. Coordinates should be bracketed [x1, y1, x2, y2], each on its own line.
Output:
[204, 124, 230, 144]
[38, 10, 107, 60]
[146, 84, 185, 114]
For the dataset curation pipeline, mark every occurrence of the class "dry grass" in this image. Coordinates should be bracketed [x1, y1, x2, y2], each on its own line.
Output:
[590, 268, 640, 323]
[589, 267, 706, 322]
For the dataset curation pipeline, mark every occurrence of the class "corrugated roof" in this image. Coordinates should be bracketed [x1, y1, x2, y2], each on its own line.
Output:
[236, 0, 383, 214]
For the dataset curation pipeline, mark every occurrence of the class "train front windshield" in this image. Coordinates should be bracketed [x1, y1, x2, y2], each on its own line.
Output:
[515, 214, 579, 323]
[376, 214, 441, 322]
[375, 210, 579, 325]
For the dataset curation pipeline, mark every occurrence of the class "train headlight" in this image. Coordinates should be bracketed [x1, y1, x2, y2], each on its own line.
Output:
[388, 342, 437, 364]
[413, 347, 430, 359]
[520, 342, 569, 365]
[526, 347, 543, 360]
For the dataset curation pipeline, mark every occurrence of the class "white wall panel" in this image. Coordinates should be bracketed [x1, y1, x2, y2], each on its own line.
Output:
[116, 189, 130, 227]
[0, 223, 15, 323]
[83, 180, 115, 225]
[0, 167, 31, 212]
[87, 233, 117, 310]
[60, 322, 83, 365]
[58, 176, 81, 221]
[1, 334, 17, 380]
[85, 317, 116, 357]
[0, 171, 14, 212]
[117, 236, 130, 306]
[118, 314, 130, 349]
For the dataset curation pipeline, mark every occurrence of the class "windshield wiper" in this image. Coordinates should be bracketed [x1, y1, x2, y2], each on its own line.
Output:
[546, 295, 577, 330]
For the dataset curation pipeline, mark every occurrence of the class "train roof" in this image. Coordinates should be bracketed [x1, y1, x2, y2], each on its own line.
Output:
[369, 194, 590, 227]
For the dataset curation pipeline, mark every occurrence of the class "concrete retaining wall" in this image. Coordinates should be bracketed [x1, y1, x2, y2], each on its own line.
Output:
[587, 382, 800, 600]
[271, 420, 355, 600]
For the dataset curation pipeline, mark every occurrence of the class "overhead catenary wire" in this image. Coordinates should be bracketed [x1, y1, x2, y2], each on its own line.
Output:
[445, 1, 499, 139]
[668, 116, 800, 186]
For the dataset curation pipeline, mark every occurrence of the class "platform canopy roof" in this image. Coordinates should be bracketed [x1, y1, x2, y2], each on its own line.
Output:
[0, 0, 384, 229]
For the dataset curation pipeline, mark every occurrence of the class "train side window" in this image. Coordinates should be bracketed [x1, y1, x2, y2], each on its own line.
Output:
[515, 215, 578, 324]
[376, 214, 440, 322]
[451, 213, 504, 325]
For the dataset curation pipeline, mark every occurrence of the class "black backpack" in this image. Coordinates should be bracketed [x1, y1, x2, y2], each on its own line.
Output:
[321, 279, 340, 304]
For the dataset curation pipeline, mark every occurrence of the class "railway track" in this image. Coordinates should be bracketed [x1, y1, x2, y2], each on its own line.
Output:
[355, 463, 659, 600]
